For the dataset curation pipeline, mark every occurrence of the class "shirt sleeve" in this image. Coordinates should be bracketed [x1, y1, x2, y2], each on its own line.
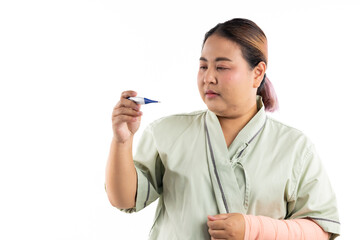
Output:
[120, 125, 164, 213]
[287, 144, 340, 239]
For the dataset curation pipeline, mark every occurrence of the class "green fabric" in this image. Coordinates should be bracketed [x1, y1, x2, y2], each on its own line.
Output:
[120, 97, 340, 239]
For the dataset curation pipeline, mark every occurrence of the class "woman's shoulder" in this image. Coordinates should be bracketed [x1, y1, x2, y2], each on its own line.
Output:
[262, 116, 319, 171]
[265, 116, 314, 148]
[146, 109, 207, 134]
[266, 116, 305, 134]
[150, 110, 206, 126]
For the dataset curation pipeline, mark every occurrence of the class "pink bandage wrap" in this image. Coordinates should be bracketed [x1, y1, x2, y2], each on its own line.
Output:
[243, 215, 330, 240]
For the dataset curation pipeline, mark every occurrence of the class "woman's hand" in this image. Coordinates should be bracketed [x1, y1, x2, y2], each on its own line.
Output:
[112, 90, 143, 143]
[207, 213, 245, 240]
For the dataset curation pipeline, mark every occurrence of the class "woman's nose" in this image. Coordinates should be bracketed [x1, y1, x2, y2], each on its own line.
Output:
[204, 68, 217, 84]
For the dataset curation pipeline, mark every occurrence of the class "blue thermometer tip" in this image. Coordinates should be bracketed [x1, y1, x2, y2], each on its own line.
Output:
[144, 97, 160, 104]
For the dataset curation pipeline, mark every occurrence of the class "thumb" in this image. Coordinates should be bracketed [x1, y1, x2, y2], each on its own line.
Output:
[208, 214, 229, 221]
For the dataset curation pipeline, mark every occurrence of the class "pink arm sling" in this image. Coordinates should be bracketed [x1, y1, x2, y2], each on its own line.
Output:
[243, 215, 330, 240]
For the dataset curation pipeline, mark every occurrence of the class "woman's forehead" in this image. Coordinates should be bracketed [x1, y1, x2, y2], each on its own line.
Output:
[201, 35, 243, 61]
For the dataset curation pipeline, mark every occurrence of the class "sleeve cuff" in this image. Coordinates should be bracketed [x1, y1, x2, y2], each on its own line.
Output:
[119, 167, 149, 213]
[309, 217, 341, 239]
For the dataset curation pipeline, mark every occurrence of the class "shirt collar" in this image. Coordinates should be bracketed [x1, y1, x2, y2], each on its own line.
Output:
[205, 96, 267, 159]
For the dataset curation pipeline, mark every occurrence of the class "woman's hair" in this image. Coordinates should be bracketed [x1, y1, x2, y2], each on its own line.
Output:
[202, 18, 279, 112]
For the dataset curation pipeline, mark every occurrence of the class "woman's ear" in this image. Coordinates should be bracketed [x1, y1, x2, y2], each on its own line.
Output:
[253, 62, 266, 88]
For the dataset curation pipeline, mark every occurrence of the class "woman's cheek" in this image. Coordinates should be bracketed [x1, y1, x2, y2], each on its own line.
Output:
[220, 72, 247, 96]
[197, 71, 204, 84]
[220, 70, 237, 83]
[197, 75, 205, 99]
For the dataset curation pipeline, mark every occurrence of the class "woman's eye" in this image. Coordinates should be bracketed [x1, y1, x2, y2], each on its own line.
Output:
[200, 66, 207, 70]
[217, 67, 229, 70]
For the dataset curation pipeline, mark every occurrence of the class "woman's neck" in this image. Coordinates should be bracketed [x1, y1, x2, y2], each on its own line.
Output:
[217, 103, 258, 148]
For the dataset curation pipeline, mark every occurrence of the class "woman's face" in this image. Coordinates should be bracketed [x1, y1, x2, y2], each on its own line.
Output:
[197, 34, 262, 118]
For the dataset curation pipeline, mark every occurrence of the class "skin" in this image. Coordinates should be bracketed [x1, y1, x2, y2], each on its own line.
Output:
[105, 91, 142, 209]
[198, 34, 266, 239]
[207, 214, 245, 240]
[197, 34, 266, 147]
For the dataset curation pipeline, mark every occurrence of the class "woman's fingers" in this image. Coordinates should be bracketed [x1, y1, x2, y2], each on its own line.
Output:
[111, 90, 142, 142]
[112, 107, 142, 118]
[208, 228, 227, 239]
[114, 97, 140, 111]
[208, 219, 227, 240]
[121, 90, 137, 99]
[207, 219, 225, 230]
[112, 115, 140, 124]
[112, 107, 142, 126]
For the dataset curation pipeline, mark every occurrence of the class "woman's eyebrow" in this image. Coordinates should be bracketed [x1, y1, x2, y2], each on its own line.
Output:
[199, 57, 232, 62]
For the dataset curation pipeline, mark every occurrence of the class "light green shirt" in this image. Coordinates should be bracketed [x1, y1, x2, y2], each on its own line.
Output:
[121, 97, 340, 239]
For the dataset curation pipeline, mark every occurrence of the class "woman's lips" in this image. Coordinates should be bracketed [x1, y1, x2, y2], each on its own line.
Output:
[205, 90, 219, 98]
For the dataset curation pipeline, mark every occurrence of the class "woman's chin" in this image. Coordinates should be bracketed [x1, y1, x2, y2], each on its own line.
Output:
[205, 103, 225, 115]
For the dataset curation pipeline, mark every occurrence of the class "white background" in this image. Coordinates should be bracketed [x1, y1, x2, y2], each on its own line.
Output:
[1, 0, 359, 239]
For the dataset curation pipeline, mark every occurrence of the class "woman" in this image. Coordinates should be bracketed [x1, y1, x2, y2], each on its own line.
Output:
[105, 18, 340, 239]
